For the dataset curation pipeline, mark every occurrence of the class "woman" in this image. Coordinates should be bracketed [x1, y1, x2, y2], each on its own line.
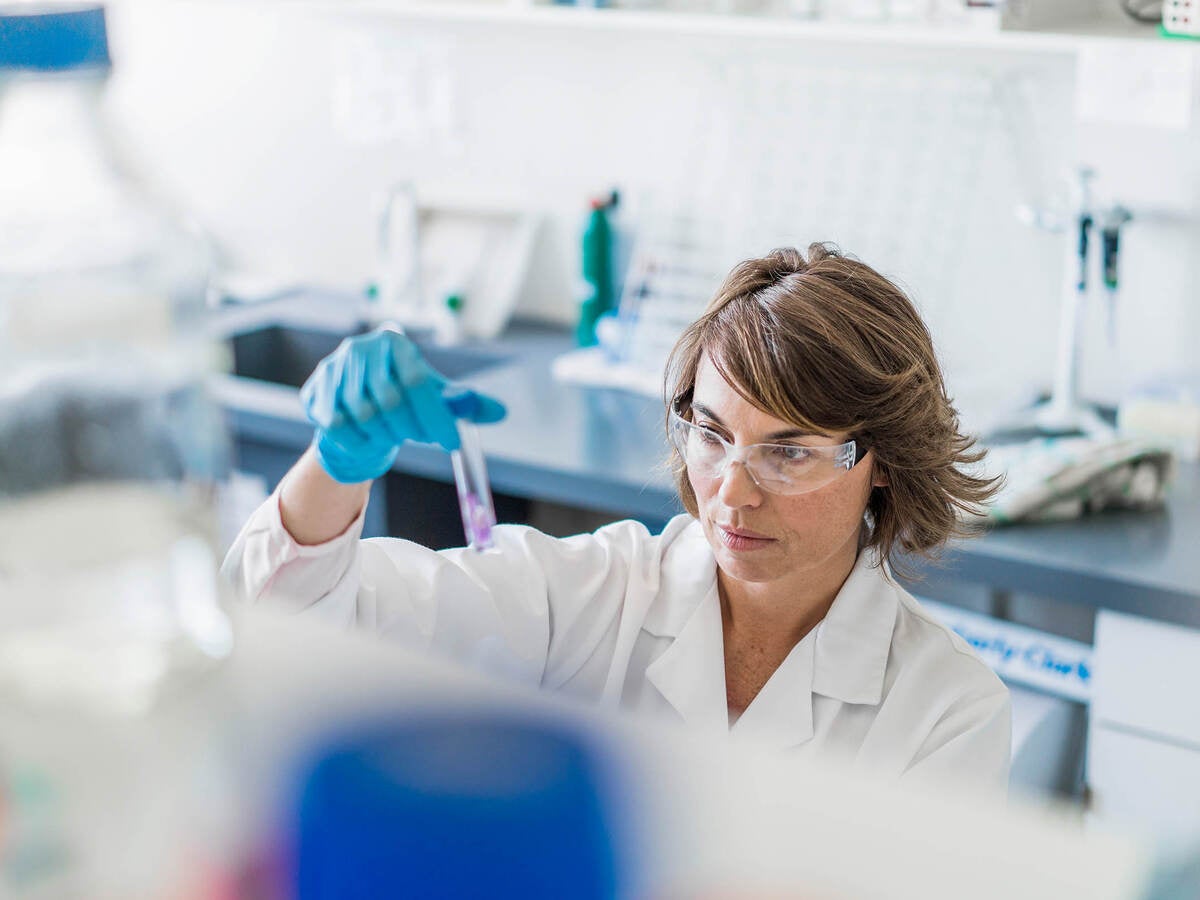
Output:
[222, 244, 1010, 790]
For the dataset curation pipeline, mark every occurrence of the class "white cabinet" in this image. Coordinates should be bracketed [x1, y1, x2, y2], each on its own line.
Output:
[1092, 611, 1200, 746]
[1087, 611, 1200, 843]
[1087, 726, 1200, 843]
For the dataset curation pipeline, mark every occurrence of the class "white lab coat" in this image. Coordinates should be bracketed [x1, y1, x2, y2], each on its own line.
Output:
[222, 494, 1011, 791]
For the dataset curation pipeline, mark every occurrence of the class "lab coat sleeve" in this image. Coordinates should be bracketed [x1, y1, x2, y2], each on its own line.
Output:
[221, 490, 666, 689]
[356, 518, 661, 689]
[219, 488, 368, 628]
[903, 686, 1013, 794]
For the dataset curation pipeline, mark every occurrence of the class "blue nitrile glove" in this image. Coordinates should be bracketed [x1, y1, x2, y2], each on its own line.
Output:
[299, 327, 506, 484]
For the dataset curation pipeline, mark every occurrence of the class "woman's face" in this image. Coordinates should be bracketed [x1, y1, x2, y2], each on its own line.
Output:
[687, 353, 882, 588]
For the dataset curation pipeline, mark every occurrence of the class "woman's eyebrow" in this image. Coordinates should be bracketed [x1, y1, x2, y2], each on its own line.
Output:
[690, 402, 725, 425]
[691, 402, 823, 441]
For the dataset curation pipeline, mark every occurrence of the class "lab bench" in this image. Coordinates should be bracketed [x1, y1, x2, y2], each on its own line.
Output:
[211, 295, 1200, 631]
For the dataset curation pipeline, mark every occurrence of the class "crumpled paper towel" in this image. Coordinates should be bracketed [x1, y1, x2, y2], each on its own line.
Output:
[968, 436, 1174, 525]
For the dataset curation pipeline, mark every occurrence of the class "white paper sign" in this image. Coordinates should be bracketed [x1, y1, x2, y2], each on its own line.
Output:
[1075, 42, 1195, 131]
[331, 28, 461, 150]
[919, 598, 1094, 703]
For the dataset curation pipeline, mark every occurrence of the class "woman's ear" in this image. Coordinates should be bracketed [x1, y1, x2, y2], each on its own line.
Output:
[871, 461, 889, 488]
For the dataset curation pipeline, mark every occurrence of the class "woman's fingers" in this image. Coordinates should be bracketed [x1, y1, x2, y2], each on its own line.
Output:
[384, 331, 461, 450]
[305, 328, 504, 453]
[332, 341, 372, 440]
[364, 336, 414, 446]
[408, 379, 462, 451]
[299, 361, 337, 430]
[445, 389, 507, 424]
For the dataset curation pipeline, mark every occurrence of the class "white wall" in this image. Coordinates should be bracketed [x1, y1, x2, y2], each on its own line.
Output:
[102, 0, 1199, 421]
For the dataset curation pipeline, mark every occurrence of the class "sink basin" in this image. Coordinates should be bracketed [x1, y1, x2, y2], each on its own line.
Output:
[228, 323, 511, 389]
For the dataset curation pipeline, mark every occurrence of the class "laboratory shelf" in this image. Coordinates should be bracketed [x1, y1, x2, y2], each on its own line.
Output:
[289, 0, 1191, 56]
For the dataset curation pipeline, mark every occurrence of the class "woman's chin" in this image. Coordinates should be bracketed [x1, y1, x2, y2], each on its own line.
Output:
[711, 544, 781, 585]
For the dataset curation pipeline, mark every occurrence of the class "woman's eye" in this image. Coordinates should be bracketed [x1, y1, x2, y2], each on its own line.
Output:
[697, 427, 724, 446]
[774, 445, 813, 462]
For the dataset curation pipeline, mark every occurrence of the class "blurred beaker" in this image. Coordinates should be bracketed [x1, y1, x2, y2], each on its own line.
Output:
[0, 5, 232, 716]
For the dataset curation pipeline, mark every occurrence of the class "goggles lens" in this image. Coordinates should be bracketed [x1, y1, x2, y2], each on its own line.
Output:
[668, 410, 859, 496]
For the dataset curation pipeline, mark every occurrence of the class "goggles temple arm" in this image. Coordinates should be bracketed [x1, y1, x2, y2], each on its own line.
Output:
[673, 398, 868, 469]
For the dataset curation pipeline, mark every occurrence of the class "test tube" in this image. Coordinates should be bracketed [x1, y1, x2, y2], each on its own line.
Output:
[451, 421, 497, 552]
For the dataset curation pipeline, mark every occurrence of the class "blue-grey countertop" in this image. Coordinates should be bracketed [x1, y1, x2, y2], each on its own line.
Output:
[212, 296, 1200, 629]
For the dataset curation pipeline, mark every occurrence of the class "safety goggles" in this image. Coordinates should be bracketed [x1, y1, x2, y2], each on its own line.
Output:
[668, 409, 863, 496]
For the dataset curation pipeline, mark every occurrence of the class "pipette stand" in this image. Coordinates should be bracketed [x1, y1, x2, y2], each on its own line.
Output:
[1029, 244, 1114, 437]
[989, 170, 1115, 443]
[988, 261, 1114, 441]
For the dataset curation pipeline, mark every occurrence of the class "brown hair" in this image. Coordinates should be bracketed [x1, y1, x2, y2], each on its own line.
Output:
[664, 243, 998, 577]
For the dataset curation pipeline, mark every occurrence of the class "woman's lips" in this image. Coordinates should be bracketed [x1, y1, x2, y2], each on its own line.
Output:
[717, 524, 776, 551]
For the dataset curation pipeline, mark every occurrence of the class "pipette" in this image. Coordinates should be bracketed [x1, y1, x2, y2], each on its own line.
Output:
[451, 420, 497, 552]
[1100, 205, 1132, 349]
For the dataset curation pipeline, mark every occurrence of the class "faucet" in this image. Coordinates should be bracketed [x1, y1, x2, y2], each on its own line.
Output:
[372, 182, 463, 345]
[373, 181, 425, 329]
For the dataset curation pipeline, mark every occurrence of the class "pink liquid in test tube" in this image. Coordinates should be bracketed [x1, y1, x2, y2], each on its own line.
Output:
[451, 422, 496, 551]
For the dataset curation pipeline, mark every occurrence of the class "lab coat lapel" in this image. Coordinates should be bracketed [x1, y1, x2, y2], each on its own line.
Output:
[638, 528, 896, 747]
[644, 582, 729, 735]
[723, 550, 897, 750]
[729, 631, 816, 748]
[811, 549, 898, 706]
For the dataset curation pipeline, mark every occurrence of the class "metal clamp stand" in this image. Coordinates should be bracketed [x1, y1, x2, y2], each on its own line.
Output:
[988, 167, 1115, 442]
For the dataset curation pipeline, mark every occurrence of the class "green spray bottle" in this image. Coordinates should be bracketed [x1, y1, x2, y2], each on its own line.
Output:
[575, 194, 615, 347]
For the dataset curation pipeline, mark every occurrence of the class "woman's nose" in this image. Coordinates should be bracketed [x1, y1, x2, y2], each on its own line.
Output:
[716, 458, 763, 508]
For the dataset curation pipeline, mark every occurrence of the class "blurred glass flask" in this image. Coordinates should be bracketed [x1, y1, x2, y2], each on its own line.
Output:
[0, 5, 233, 716]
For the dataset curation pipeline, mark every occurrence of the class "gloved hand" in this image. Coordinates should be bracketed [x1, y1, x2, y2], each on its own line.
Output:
[299, 327, 506, 484]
